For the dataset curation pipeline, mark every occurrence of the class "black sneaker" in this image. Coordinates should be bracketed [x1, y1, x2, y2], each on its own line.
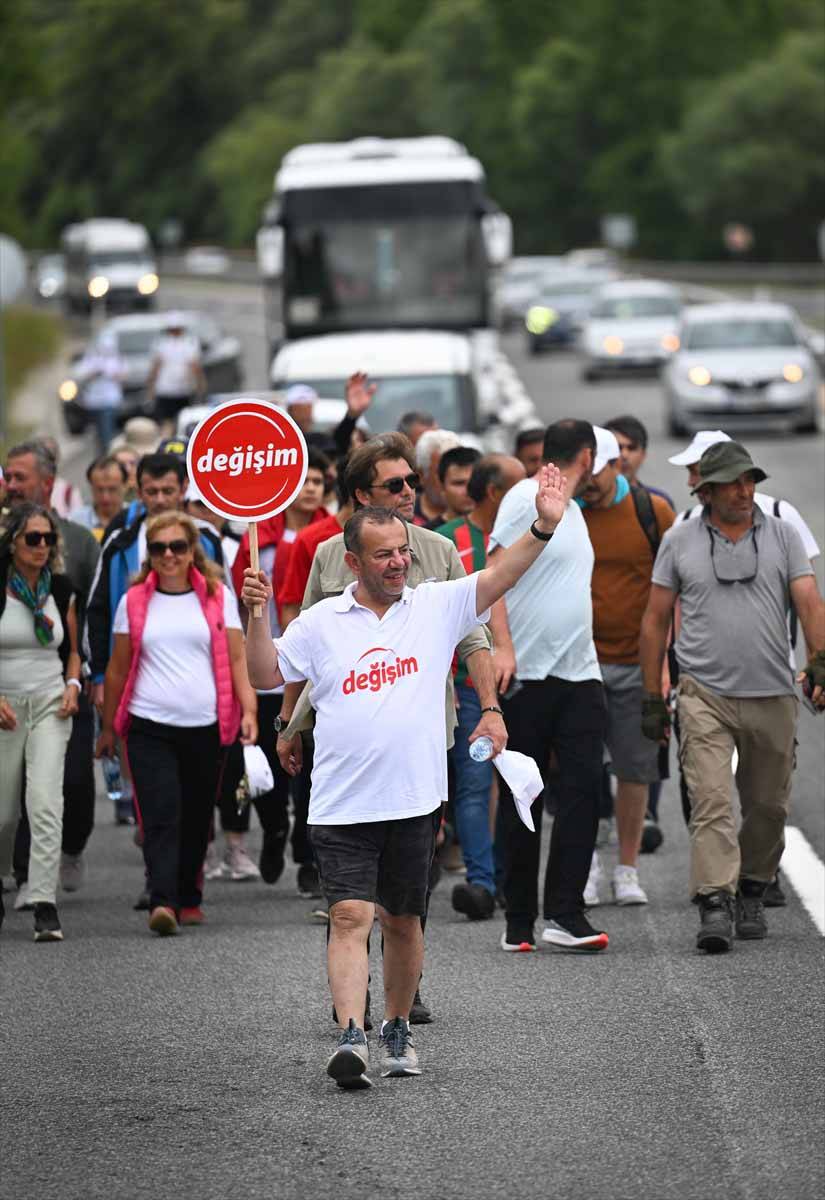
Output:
[640, 817, 664, 854]
[379, 1017, 421, 1077]
[326, 1019, 371, 1089]
[541, 912, 609, 953]
[333, 990, 373, 1033]
[33, 902, 63, 942]
[451, 881, 495, 921]
[763, 871, 786, 908]
[735, 883, 768, 940]
[259, 834, 286, 885]
[696, 891, 733, 954]
[500, 921, 536, 952]
[409, 988, 432, 1024]
[133, 888, 151, 911]
[297, 863, 323, 898]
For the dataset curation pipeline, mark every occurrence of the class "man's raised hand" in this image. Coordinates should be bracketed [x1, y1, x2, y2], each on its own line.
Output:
[345, 371, 376, 418]
[534, 463, 569, 532]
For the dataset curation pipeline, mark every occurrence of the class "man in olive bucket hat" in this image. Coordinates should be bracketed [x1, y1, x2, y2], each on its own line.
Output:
[639, 440, 825, 954]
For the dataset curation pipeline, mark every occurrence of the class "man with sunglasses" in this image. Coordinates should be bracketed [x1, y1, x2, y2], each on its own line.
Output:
[640, 441, 825, 954]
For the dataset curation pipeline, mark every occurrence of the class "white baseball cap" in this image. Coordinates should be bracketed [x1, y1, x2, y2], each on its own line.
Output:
[285, 384, 318, 408]
[667, 430, 731, 466]
[593, 426, 621, 475]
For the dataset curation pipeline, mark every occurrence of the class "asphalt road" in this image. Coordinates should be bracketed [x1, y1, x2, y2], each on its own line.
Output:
[4, 279, 823, 1200]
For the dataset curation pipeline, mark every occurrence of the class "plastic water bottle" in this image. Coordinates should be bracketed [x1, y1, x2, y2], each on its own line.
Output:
[101, 754, 123, 802]
[469, 736, 495, 762]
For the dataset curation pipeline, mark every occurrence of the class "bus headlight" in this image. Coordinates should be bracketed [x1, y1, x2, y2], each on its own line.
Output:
[138, 272, 159, 295]
[88, 276, 109, 298]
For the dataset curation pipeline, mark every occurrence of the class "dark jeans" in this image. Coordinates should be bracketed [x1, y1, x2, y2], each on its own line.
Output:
[13, 692, 96, 880]
[125, 717, 224, 910]
[498, 676, 606, 924]
[216, 694, 312, 864]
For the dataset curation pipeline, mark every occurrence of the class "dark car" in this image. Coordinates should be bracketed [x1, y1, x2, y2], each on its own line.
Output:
[59, 310, 243, 435]
[524, 272, 615, 354]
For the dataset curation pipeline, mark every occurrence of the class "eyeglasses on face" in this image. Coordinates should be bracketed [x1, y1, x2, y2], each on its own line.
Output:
[370, 472, 420, 495]
[21, 530, 58, 547]
[148, 538, 190, 557]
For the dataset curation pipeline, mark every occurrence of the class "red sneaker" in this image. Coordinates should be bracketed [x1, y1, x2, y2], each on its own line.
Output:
[179, 906, 205, 926]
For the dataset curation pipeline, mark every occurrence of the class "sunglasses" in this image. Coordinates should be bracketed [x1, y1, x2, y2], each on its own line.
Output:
[370, 472, 420, 495]
[21, 530, 58, 547]
[708, 526, 759, 584]
[148, 538, 190, 557]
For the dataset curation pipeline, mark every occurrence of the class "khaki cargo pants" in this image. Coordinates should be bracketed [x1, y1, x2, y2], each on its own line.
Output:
[677, 675, 797, 898]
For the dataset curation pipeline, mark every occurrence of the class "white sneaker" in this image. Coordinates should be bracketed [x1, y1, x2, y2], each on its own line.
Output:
[14, 882, 33, 911]
[584, 851, 603, 907]
[226, 843, 261, 882]
[612, 865, 649, 906]
[59, 852, 86, 892]
[204, 842, 227, 881]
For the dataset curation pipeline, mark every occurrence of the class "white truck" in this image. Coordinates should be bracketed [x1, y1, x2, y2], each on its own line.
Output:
[61, 218, 158, 313]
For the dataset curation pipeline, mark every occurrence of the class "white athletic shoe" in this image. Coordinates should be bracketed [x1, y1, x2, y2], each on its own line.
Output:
[226, 843, 261, 882]
[59, 852, 86, 893]
[204, 841, 226, 881]
[612, 865, 649, 906]
[584, 851, 603, 907]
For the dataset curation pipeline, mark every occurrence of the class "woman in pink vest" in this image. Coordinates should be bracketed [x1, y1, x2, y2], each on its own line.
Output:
[96, 512, 257, 936]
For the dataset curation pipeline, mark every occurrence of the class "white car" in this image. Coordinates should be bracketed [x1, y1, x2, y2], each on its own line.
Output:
[663, 302, 821, 436]
[580, 280, 682, 379]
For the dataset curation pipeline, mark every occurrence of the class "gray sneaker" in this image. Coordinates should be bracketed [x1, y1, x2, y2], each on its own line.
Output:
[326, 1019, 371, 1089]
[59, 852, 86, 893]
[378, 1017, 421, 1078]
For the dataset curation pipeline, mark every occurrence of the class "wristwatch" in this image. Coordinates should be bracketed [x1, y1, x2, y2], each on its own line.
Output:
[274, 715, 289, 735]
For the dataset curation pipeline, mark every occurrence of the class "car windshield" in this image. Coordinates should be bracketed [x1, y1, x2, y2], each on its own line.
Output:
[591, 296, 680, 319]
[537, 281, 598, 302]
[89, 252, 151, 269]
[684, 319, 799, 350]
[279, 374, 465, 432]
[38, 255, 65, 274]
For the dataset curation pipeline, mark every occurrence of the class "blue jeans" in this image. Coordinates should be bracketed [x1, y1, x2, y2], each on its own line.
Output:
[90, 406, 118, 454]
[449, 681, 495, 894]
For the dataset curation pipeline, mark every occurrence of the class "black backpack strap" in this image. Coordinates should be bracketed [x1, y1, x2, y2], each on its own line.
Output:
[631, 484, 661, 558]
[773, 498, 799, 648]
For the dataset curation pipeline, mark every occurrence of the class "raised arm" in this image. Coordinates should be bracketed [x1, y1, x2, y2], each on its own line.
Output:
[240, 568, 285, 691]
[474, 464, 568, 615]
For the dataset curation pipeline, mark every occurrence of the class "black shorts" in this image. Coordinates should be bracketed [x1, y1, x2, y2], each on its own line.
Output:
[309, 809, 439, 916]
[155, 393, 195, 422]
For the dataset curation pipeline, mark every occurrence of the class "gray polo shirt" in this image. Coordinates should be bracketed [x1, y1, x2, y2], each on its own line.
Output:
[652, 507, 813, 697]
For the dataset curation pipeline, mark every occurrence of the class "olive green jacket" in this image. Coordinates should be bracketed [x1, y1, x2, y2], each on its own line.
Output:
[281, 524, 492, 746]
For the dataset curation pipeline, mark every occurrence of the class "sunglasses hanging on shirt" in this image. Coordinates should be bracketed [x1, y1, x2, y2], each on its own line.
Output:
[708, 526, 759, 584]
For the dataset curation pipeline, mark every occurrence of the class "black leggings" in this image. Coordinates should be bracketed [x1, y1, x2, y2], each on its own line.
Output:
[126, 717, 224, 910]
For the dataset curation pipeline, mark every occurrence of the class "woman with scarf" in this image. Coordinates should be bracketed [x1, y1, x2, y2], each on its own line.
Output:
[0, 503, 80, 941]
[96, 511, 257, 936]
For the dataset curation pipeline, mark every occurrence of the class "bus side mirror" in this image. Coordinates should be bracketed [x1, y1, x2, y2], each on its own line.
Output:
[482, 213, 512, 267]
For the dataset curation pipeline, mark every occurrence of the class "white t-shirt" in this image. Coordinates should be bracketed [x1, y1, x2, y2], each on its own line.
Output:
[0, 594, 65, 695]
[153, 334, 201, 396]
[488, 479, 601, 683]
[678, 492, 820, 560]
[274, 575, 490, 825]
[113, 584, 241, 726]
[77, 349, 125, 410]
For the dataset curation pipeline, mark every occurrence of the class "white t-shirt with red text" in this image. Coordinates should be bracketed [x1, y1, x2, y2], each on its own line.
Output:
[274, 574, 489, 825]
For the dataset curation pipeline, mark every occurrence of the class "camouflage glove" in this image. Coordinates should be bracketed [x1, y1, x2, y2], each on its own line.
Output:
[802, 649, 825, 693]
[641, 694, 670, 742]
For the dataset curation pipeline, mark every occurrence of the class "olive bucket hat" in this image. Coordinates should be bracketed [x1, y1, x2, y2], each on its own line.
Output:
[691, 441, 768, 494]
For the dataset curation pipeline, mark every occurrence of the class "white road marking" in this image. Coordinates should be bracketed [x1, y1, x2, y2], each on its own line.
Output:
[782, 825, 825, 936]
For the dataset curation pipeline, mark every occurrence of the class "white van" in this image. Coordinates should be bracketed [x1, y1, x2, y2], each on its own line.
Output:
[62, 219, 158, 312]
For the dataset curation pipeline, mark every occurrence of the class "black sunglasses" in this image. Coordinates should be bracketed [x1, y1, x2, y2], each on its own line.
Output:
[708, 526, 759, 584]
[22, 530, 58, 547]
[148, 538, 190, 557]
[370, 472, 420, 495]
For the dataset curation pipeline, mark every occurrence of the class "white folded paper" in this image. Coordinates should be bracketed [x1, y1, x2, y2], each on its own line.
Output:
[493, 749, 543, 832]
[243, 744, 274, 797]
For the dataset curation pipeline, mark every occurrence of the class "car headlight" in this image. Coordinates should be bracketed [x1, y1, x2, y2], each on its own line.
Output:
[687, 365, 712, 387]
[526, 306, 557, 335]
[88, 275, 109, 298]
[59, 380, 78, 402]
[39, 279, 58, 298]
[782, 363, 805, 383]
[138, 272, 159, 295]
[661, 333, 680, 353]
[603, 335, 624, 356]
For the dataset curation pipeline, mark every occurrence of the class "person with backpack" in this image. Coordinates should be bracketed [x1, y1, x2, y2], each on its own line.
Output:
[579, 428, 674, 907]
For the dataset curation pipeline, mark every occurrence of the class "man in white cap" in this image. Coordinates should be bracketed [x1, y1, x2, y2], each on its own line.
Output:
[286, 373, 376, 457]
[146, 312, 205, 433]
[579, 428, 675, 907]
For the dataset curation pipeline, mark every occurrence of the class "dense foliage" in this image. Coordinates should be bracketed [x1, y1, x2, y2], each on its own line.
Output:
[5, 0, 823, 259]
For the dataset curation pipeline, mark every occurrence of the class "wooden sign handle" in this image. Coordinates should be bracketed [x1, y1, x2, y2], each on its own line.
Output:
[248, 522, 263, 618]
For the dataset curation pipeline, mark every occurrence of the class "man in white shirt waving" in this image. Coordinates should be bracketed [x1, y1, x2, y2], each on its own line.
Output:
[242, 465, 568, 1091]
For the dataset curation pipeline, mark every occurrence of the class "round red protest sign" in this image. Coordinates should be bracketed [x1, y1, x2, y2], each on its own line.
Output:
[186, 398, 308, 522]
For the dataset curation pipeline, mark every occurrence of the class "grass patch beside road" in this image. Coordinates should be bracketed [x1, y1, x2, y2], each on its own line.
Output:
[1, 304, 64, 453]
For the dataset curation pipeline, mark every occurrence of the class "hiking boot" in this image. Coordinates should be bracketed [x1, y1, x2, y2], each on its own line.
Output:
[735, 883, 768, 940]
[297, 863, 323, 898]
[379, 1017, 421, 1078]
[148, 906, 178, 936]
[584, 852, 603, 907]
[59, 852, 86, 893]
[225, 843, 260, 882]
[326, 1019, 371, 1089]
[33, 903, 63, 942]
[696, 891, 733, 954]
[764, 871, 786, 908]
[409, 988, 433, 1024]
[451, 881, 495, 921]
[640, 818, 664, 854]
[500, 921, 536, 952]
[542, 913, 609, 953]
[259, 833, 286, 885]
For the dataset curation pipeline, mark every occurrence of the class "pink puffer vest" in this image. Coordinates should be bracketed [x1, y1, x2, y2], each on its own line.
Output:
[114, 567, 241, 745]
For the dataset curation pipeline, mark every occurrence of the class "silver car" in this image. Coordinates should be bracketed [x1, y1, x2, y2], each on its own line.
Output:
[580, 279, 681, 379]
[663, 302, 822, 436]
